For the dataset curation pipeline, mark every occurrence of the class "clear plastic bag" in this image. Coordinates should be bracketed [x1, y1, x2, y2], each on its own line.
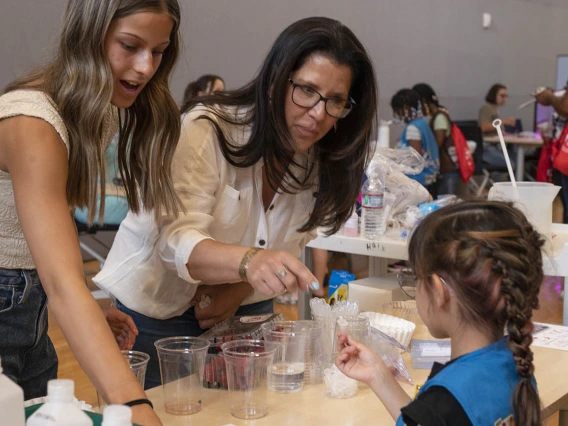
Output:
[369, 327, 413, 385]
[386, 171, 430, 215]
[367, 147, 425, 177]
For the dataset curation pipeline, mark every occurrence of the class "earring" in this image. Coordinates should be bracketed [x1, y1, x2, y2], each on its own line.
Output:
[334, 122, 338, 133]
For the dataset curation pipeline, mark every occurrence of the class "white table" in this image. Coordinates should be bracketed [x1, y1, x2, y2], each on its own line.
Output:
[484, 132, 543, 181]
[305, 223, 568, 325]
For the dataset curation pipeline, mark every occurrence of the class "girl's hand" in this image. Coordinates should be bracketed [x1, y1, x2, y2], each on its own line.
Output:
[102, 306, 138, 350]
[334, 333, 384, 386]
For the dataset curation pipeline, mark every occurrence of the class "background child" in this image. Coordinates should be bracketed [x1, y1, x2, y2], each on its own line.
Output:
[391, 88, 440, 197]
[336, 200, 543, 426]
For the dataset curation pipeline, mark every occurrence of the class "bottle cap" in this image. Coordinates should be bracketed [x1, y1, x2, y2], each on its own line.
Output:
[102, 405, 132, 426]
[47, 379, 74, 403]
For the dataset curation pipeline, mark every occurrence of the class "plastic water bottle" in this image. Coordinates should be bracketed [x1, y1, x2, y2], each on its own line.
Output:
[27, 379, 92, 426]
[361, 172, 384, 240]
[102, 405, 132, 426]
[0, 356, 25, 426]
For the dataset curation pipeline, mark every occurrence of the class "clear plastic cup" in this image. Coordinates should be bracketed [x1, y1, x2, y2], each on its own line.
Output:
[221, 340, 276, 420]
[97, 350, 150, 413]
[333, 315, 371, 352]
[154, 336, 210, 415]
[295, 320, 325, 384]
[261, 321, 309, 393]
[311, 313, 336, 366]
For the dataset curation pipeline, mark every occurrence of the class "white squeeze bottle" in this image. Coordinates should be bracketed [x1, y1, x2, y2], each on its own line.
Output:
[0, 356, 26, 426]
[26, 379, 92, 426]
[360, 172, 384, 240]
[102, 405, 132, 426]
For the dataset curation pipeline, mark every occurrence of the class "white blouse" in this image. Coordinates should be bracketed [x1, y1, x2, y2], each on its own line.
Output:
[94, 106, 318, 319]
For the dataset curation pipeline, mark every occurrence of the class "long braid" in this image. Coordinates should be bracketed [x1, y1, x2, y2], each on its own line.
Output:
[478, 223, 544, 426]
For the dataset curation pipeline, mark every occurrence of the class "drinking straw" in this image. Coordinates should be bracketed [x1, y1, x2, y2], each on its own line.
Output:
[492, 119, 517, 187]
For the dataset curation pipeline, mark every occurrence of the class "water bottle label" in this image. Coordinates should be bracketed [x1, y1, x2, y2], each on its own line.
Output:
[362, 193, 383, 208]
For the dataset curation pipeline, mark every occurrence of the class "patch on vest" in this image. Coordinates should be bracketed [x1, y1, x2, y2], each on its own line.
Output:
[494, 415, 514, 426]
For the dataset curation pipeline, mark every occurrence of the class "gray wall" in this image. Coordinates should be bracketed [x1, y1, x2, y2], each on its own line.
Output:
[2, 0, 568, 135]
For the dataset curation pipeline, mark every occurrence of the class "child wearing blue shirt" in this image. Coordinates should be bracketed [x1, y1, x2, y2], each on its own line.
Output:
[336, 200, 542, 426]
[391, 89, 440, 197]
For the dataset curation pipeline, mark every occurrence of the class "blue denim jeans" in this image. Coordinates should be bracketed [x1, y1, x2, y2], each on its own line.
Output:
[0, 269, 58, 399]
[437, 171, 460, 195]
[117, 298, 274, 390]
[483, 143, 516, 169]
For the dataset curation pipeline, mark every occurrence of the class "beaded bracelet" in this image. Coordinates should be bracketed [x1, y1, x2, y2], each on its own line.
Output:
[238, 247, 264, 281]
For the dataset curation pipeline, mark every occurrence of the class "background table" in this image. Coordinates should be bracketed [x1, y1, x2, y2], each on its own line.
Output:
[304, 223, 568, 325]
[484, 132, 543, 181]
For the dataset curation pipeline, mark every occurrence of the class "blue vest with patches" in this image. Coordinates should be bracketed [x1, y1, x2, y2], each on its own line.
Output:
[398, 117, 440, 186]
[395, 339, 537, 426]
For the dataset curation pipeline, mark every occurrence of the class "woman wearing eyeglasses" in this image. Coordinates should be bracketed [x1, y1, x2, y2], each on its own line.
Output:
[94, 16, 378, 389]
[478, 84, 518, 169]
[479, 84, 516, 136]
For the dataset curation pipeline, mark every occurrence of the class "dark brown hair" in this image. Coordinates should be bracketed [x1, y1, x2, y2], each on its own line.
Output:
[181, 17, 378, 235]
[485, 83, 507, 104]
[182, 74, 225, 106]
[409, 200, 543, 426]
[5, 0, 182, 224]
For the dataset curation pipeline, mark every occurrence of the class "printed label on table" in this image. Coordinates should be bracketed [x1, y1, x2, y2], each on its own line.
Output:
[531, 322, 568, 351]
[421, 346, 452, 357]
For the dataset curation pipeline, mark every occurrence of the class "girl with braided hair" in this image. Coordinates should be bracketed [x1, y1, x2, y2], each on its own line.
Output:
[335, 200, 543, 426]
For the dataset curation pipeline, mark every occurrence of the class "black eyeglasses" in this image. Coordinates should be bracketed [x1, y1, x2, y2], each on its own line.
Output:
[288, 78, 355, 119]
[397, 269, 417, 300]
[397, 270, 454, 300]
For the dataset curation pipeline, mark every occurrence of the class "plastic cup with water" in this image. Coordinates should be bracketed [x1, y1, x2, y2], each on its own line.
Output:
[261, 321, 309, 393]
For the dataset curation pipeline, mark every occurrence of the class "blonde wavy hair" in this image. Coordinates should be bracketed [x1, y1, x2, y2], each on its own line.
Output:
[5, 0, 182, 223]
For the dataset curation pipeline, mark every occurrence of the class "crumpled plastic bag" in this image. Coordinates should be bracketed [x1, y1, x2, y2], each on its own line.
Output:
[386, 171, 430, 215]
[369, 326, 413, 385]
[367, 147, 425, 177]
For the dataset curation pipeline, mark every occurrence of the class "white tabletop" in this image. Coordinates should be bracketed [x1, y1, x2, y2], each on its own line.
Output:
[484, 132, 543, 146]
[145, 341, 568, 425]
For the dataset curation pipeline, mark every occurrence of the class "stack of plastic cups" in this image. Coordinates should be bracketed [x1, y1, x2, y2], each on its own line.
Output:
[311, 313, 336, 367]
[295, 320, 325, 385]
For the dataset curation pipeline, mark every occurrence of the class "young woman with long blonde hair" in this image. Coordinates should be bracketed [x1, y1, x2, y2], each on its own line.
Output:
[0, 1, 182, 423]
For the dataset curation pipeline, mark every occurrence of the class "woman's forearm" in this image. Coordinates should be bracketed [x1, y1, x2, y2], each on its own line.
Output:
[48, 282, 147, 404]
[187, 239, 250, 284]
[550, 92, 568, 118]
[479, 120, 495, 134]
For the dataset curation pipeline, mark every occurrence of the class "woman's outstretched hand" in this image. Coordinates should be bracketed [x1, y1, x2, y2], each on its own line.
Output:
[245, 249, 320, 296]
